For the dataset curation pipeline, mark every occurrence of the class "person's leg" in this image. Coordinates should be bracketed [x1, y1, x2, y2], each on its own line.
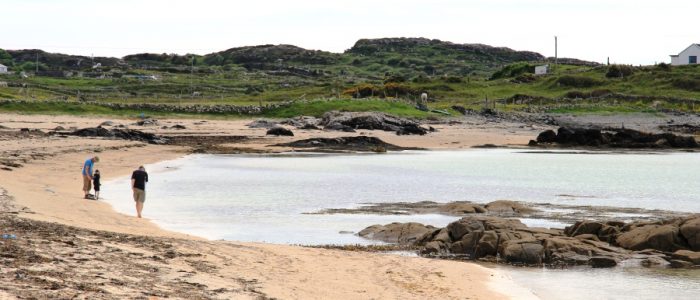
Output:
[82, 176, 91, 197]
[136, 201, 143, 218]
[95, 190, 100, 200]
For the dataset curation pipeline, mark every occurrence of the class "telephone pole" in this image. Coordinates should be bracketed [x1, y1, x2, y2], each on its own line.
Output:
[554, 36, 558, 69]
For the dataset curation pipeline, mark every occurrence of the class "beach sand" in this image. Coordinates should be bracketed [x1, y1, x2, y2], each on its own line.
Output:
[0, 113, 539, 299]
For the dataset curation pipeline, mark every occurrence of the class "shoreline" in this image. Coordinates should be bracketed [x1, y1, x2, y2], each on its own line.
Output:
[0, 113, 536, 299]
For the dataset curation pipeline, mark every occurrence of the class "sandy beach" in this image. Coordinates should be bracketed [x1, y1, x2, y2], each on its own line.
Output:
[0, 113, 539, 299]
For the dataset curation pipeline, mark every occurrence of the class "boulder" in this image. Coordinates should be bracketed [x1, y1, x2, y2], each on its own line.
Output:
[672, 250, 700, 265]
[536, 130, 557, 143]
[320, 111, 428, 135]
[589, 256, 617, 268]
[669, 259, 694, 268]
[447, 218, 485, 241]
[502, 240, 544, 265]
[474, 230, 499, 258]
[680, 216, 700, 251]
[616, 224, 687, 252]
[266, 127, 294, 136]
[358, 222, 436, 244]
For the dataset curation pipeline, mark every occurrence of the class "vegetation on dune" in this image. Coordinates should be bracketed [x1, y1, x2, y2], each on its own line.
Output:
[0, 38, 699, 118]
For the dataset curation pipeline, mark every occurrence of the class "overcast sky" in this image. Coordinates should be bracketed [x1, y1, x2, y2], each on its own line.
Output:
[1, 0, 697, 65]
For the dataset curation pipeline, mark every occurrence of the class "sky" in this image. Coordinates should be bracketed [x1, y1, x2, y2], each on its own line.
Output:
[1, 0, 697, 65]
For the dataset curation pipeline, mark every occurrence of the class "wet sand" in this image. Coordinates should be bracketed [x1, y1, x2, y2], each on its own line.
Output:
[0, 113, 538, 299]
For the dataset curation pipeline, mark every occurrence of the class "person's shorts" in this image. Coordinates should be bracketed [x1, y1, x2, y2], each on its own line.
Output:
[83, 175, 92, 192]
[94, 184, 100, 192]
[133, 188, 146, 203]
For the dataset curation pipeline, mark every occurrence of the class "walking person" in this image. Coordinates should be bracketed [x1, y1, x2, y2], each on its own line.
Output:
[131, 166, 148, 218]
[82, 156, 99, 199]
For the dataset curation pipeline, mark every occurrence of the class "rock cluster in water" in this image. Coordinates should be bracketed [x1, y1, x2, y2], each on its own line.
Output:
[530, 127, 698, 148]
[359, 214, 700, 268]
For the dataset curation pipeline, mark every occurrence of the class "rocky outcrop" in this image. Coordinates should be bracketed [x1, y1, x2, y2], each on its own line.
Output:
[358, 222, 436, 244]
[68, 127, 167, 144]
[320, 111, 429, 135]
[360, 214, 700, 268]
[275, 136, 416, 152]
[530, 127, 698, 148]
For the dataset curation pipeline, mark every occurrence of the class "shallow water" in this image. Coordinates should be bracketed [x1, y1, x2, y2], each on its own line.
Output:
[102, 149, 700, 299]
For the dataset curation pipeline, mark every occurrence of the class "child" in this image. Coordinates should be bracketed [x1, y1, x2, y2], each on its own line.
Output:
[93, 169, 101, 200]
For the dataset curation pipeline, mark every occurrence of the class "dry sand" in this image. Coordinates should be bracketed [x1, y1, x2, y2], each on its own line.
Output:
[0, 113, 540, 299]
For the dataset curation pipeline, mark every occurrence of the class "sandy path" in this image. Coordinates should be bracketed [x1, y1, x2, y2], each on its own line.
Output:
[0, 113, 538, 299]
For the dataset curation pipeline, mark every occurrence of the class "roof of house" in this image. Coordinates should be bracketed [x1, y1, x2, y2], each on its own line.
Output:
[670, 44, 700, 57]
[0, 64, 6, 68]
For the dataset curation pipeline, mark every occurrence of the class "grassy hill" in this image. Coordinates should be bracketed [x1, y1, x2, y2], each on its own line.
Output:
[0, 38, 698, 118]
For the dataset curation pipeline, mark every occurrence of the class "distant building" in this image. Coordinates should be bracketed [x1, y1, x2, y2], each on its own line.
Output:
[0, 64, 8, 74]
[535, 64, 549, 75]
[670, 44, 700, 65]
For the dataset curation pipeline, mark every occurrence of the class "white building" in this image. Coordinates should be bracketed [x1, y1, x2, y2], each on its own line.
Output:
[0, 64, 8, 74]
[534, 65, 549, 75]
[670, 44, 700, 65]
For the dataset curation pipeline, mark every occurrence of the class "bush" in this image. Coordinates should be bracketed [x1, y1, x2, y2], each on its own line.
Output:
[672, 78, 700, 91]
[606, 64, 634, 78]
[342, 84, 381, 98]
[383, 74, 407, 84]
[442, 76, 462, 83]
[556, 75, 602, 88]
[656, 63, 671, 71]
[564, 91, 587, 99]
[384, 82, 416, 96]
[489, 62, 535, 80]
[512, 73, 537, 83]
[412, 75, 430, 83]
[590, 89, 613, 97]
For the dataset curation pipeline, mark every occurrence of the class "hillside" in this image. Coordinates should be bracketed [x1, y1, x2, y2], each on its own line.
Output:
[0, 38, 698, 118]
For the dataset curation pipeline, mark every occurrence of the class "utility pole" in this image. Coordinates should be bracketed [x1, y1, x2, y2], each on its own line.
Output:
[190, 55, 194, 98]
[554, 36, 558, 70]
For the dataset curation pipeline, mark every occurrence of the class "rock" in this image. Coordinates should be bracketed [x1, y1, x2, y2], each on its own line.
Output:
[535, 127, 698, 148]
[320, 111, 428, 135]
[640, 256, 670, 267]
[358, 222, 436, 244]
[300, 124, 320, 130]
[502, 240, 544, 265]
[266, 127, 294, 136]
[589, 256, 618, 268]
[323, 123, 356, 132]
[680, 216, 700, 251]
[281, 116, 320, 129]
[669, 259, 694, 268]
[672, 250, 700, 265]
[53, 126, 66, 131]
[574, 234, 601, 242]
[275, 136, 411, 152]
[135, 118, 158, 126]
[100, 121, 115, 126]
[247, 119, 278, 129]
[70, 127, 167, 144]
[616, 224, 687, 252]
[171, 124, 186, 130]
[475, 231, 499, 258]
[436, 202, 487, 215]
[536, 130, 557, 143]
[485, 200, 536, 215]
[447, 218, 485, 241]
[565, 221, 604, 237]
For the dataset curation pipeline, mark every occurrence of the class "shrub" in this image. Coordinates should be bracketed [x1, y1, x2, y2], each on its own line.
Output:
[412, 75, 430, 83]
[656, 63, 671, 71]
[564, 91, 587, 98]
[342, 84, 381, 98]
[442, 76, 462, 83]
[384, 82, 416, 96]
[556, 75, 602, 88]
[590, 89, 613, 97]
[383, 74, 407, 84]
[512, 73, 537, 83]
[489, 62, 535, 80]
[606, 64, 634, 78]
[672, 78, 700, 91]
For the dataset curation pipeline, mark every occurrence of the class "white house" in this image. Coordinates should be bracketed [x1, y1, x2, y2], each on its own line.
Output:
[534, 64, 549, 75]
[0, 64, 8, 74]
[670, 44, 700, 65]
